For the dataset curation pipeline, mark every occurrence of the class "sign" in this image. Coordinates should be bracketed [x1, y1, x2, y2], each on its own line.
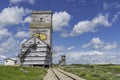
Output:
[33, 33, 47, 41]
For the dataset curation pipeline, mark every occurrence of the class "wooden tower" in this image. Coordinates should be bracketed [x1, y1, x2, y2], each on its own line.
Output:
[19, 11, 52, 67]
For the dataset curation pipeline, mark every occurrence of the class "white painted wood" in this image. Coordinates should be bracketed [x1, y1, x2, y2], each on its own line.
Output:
[24, 57, 46, 60]
[30, 28, 51, 46]
[32, 14, 52, 23]
[19, 11, 52, 66]
[23, 61, 50, 65]
[4, 59, 16, 65]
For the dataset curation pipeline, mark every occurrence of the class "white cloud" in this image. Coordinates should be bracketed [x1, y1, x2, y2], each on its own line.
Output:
[0, 28, 11, 40]
[90, 53, 120, 64]
[10, 0, 22, 4]
[0, 6, 31, 40]
[0, 37, 20, 54]
[53, 50, 105, 64]
[103, 2, 120, 10]
[68, 51, 104, 58]
[69, 14, 111, 37]
[103, 3, 108, 9]
[10, 0, 35, 4]
[53, 45, 75, 53]
[15, 31, 29, 38]
[52, 11, 71, 31]
[66, 46, 74, 51]
[53, 46, 64, 53]
[102, 42, 117, 51]
[29, 0, 35, 4]
[0, 55, 7, 59]
[82, 37, 104, 49]
[53, 50, 120, 64]
[112, 11, 120, 22]
[24, 16, 31, 23]
[61, 32, 68, 37]
[82, 37, 117, 51]
[0, 6, 31, 27]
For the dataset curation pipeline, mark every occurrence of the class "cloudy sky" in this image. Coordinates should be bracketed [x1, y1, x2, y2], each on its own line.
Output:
[0, 0, 120, 64]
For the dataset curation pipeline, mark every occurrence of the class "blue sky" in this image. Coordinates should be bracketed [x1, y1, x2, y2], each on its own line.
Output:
[0, 0, 120, 64]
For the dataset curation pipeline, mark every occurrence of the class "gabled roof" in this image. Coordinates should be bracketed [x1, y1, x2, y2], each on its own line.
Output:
[4, 58, 16, 61]
[19, 37, 50, 58]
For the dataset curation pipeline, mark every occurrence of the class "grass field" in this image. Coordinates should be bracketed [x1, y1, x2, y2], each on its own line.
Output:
[0, 65, 47, 80]
[60, 64, 120, 80]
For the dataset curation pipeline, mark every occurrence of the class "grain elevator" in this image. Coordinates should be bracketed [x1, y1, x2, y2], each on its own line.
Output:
[18, 11, 52, 67]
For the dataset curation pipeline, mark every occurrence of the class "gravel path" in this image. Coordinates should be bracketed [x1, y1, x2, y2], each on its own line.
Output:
[44, 68, 85, 80]
[43, 68, 57, 80]
[57, 68, 85, 80]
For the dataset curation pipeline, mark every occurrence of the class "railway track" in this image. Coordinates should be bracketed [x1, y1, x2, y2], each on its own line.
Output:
[51, 68, 77, 80]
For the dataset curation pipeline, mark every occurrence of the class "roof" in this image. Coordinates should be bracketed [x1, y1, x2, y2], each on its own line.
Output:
[32, 10, 52, 14]
[4, 58, 16, 61]
[19, 36, 50, 58]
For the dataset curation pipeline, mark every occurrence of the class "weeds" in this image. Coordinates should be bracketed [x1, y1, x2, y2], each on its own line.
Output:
[61, 64, 120, 80]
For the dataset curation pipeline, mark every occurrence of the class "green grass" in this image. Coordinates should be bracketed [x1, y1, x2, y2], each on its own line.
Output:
[60, 64, 120, 80]
[0, 65, 47, 80]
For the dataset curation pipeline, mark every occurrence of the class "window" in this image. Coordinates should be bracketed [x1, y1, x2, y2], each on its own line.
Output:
[40, 18, 43, 22]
